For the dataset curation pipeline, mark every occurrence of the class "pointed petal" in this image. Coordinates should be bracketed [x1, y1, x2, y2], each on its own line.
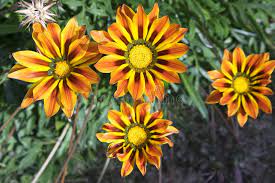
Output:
[74, 67, 99, 84]
[128, 72, 145, 100]
[44, 88, 60, 117]
[206, 90, 222, 104]
[156, 59, 187, 73]
[241, 94, 259, 119]
[251, 92, 272, 114]
[110, 64, 132, 84]
[59, 80, 77, 118]
[12, 51, 51, 71]
[90, 30, 112, 43]
[95, 55, 125, 73]
[136, 102, 150, 124]
[33, 76, 59, 100]
[66, 72, 91, 93]
[114, 80, 128, 98]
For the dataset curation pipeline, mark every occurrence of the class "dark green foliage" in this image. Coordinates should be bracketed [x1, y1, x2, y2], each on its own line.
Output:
[0, 0, 274, 182]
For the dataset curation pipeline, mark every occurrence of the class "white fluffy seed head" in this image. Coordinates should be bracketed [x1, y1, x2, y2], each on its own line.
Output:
[16, 0, 56, 28]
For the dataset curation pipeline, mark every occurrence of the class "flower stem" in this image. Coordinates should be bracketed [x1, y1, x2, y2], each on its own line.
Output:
[97, 158, 110, 183]
[31, 122, 71, 183]
[0, 106, 21, 133]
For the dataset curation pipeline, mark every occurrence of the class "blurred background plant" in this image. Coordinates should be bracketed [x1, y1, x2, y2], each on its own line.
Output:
[0, 0, 274, 182]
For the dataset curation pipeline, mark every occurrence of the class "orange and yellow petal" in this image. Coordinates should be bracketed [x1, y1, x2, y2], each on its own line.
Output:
[12, 51, 51, 71]
[44, 88, 60, 117]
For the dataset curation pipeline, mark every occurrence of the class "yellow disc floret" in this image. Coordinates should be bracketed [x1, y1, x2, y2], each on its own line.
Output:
[233, 76, 250, 93]
[127, 126, 147, 146]
[129, 45, 152, 69]
[55, 61, 71, 78]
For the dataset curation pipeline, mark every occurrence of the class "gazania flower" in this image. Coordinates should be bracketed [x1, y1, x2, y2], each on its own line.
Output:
[96, 102, 179, 176]
[16, 0, 56, 28]
[8, 18, 101, 118]
[206, 47, 274, 126]
[91, 3, 188, 101]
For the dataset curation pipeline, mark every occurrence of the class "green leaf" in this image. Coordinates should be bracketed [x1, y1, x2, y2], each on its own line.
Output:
[180, 74, 208, 120]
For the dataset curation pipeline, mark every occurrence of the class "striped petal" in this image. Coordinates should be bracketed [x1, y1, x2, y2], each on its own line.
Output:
[107, 142, 123, 158]
[144, 149, 160, 169]
[37, 31, 62, 59]
[98, 42, 125, 56]
[251, 92, 272, 114]
[220, 89, 238, 105]
[146, 143, 162, 157]
[74, 67, 99, 84]
[148, 4, 159, 26]
[33, 76, 59, 100]
[120, 102, 135, 122]
[96, 132, 125, 143]
[128, 72, 145, 100]
[133, 5, 148, 39]
[8, 66, 47, 83]
[44, 87, 60, 117]
[136, 102, 150, 124]
[68, 36, 90, 64]
[59, 80, 77, 118]
[157, 43, 189, 60]
[206, 90, 222, 104]
[232, 47, 246, 74]
[151, 67, 180, 83]
[227, 96, 241, 117]
[144, 111, 163, 126]
[208, 70, 224, 80]
[252, 86, 273, 95]
[74, 42, 101, 66]
[144, 71, 156, 102]
[95, 55, 125, 73]
[108, 23, 130, 51]
[156, 25, 187, 50]
[110, 64, 132, 84]
[156, 59, 187, 73]
[241, 94, 258, 119]
[223, 49, 232, 61]
[146, 16, 170, 45]
[102, 123, 122, 132]
[212, 78, 231, 91]
[12, 51, 51, 71]
[47, 23, 61, 47]
[61, 17, 79, 56]
[108, 110, 129, 130]
[221, 60, 234, 80]
[154, 78, 165, 101]
[237, 106, 248, 127]
[66, 72, 91, 93]
[90, 30, 112, 43]
[114, 80, 128, 98]
[135, 149, 146, 176]
[120, 152, 135, 177]
[21, 84, 37, 108]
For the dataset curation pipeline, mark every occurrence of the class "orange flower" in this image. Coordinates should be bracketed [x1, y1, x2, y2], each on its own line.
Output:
[91, 3, 188, 101]
[8, 18, 101, 118]
[96, 102, 178, 176]
[206, 48, 275, 127]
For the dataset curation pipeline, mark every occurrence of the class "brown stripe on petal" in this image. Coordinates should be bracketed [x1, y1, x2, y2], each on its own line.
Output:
[110, 65, 131, 84]
[102, 123, 122, 132]
[206, 90, 222, 104]
[108, 110, 127, 129]
[99, 43, 125, 56]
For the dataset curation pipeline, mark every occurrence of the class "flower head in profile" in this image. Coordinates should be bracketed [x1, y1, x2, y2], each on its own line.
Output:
[16, 0, 56, 28]
[8, 18, 101, 118]
[96, 102, 179, 176]
[206, 48, 275, 126]
[91, 3, 188, 102]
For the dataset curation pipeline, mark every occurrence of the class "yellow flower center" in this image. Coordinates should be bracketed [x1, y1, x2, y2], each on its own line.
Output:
[233, 76, 250, 93]
[55, 61, 71, 77]
[129, 45, 152, 69]
[127, 126, 147, 146]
